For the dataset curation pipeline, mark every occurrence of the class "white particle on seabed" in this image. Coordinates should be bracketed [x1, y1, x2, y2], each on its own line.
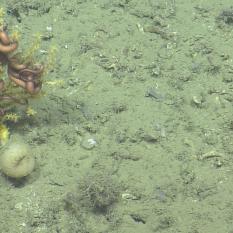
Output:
[87, 138, 97, 146]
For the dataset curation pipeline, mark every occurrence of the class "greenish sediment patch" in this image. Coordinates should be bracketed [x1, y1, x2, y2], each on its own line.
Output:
[1, 0, 233, 232]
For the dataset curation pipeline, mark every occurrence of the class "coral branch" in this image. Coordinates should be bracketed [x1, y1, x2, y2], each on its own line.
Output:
[0, 26, 44, 116]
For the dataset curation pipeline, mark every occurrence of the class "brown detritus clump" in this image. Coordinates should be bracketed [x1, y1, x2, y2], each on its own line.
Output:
[216, 7, 233, 27]
[65, 170, 121, 214]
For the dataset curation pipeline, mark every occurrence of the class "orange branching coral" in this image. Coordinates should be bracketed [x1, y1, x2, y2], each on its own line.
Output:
[0, 25, 44, 116]
[0, 26, 44, 95]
